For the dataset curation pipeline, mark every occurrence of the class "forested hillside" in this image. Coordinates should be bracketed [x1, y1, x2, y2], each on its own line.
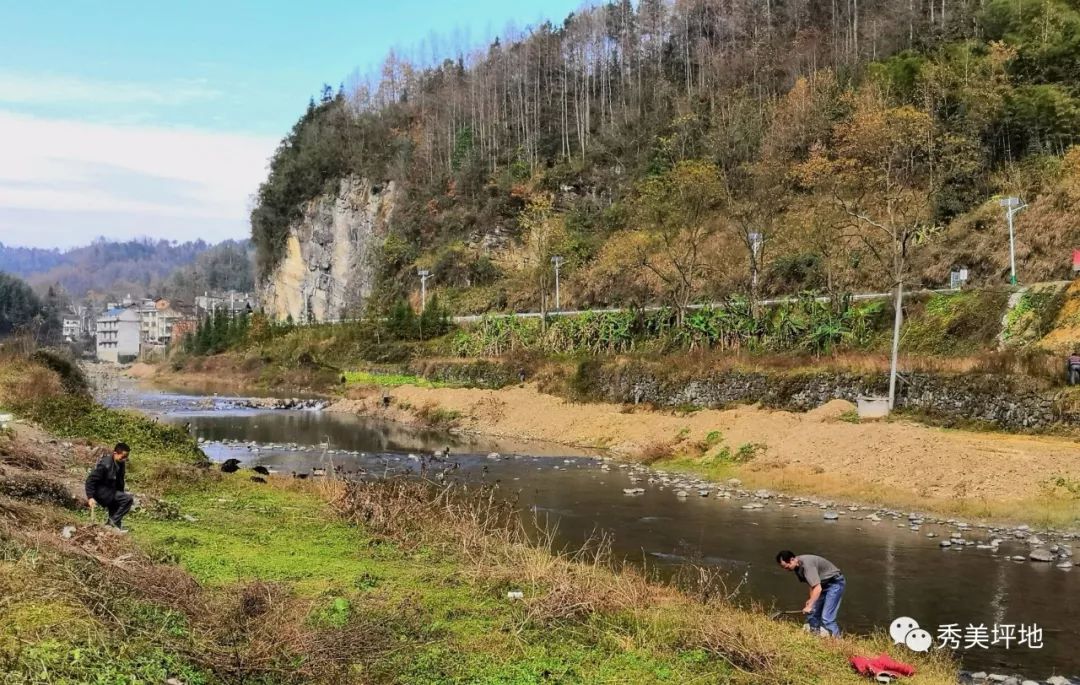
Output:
[252, 0, 1080, 317]
[0, 238, 252, 302]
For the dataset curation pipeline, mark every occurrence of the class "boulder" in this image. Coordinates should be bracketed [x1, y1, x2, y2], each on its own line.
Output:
[1029, 548, 1055, 562]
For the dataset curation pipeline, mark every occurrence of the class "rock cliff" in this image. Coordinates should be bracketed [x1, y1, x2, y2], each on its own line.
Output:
[260, 176, 395, 322]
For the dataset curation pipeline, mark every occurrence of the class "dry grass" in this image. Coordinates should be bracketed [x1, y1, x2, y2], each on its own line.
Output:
[736, 459, 1080, 528]
[1, 508, 407, 684]
[334, 478, 959, 684]
[636, 439, 678, 465]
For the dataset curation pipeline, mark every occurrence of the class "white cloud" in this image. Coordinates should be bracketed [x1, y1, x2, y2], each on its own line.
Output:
[0, 110, 278, 247]
[0, 71, 221, 106]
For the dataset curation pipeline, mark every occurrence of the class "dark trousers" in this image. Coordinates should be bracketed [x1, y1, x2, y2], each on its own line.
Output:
[106, 492, 133, 528]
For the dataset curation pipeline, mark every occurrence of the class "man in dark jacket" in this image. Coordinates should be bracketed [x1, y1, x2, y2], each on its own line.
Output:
[85, 442, 132, 531]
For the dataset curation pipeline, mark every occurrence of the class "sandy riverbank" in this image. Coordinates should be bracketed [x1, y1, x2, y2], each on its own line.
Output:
[117, 360, 1080, 525]
[333, 383, 1080, 525]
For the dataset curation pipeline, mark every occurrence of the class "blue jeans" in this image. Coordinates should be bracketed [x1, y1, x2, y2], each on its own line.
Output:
[807, 575, 845, 636]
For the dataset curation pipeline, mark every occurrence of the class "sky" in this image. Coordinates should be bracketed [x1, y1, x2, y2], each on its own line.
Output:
[0, 0, 582, 249]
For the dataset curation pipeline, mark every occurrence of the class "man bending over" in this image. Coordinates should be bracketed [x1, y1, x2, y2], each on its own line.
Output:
[776, 549, 845, 637]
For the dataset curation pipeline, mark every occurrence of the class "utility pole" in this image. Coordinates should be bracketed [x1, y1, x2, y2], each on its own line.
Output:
[888, 274, 903, 411]
[417, 269, 431, 312]
[999, 197, 1027, 286]
[749, 231, 762, 308]
[550, 256, 564, 311]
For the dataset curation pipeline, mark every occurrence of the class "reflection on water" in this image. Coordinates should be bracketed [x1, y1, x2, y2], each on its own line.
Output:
[135, 388, 1080, 679]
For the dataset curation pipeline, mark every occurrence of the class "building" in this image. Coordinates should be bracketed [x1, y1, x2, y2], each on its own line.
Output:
[136, 298, 185, 345]
[195, 291, 255, 318]
[170, 317, 198, 346]
[95, 308, 140, 363]
[62, 317, 81, 342]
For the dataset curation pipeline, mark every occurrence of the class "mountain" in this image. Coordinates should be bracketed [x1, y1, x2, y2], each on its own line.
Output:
[0, 237, 252, 302]
[251, 0, 1080, 321]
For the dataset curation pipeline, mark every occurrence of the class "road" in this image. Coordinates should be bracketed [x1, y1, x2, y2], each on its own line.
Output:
[449, 287, 965, 323]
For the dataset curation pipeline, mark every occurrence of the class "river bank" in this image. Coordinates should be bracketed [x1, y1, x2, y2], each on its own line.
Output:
[328, 382, 1080, 530]
[0, 352, 964, 683]
[78, 360, 1080, 680]
[128, 358, 1080, 529]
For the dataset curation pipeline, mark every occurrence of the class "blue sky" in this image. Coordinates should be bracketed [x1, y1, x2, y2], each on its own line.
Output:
[0, 0, 582, 248]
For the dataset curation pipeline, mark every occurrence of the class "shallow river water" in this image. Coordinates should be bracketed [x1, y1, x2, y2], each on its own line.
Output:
[109, 385, 1080, 681]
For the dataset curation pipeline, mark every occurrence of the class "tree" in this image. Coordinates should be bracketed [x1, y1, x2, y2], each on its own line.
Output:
[728, 162, 790, 315]
[518, 192, 565, 329]
[798, 91, 940, 406]
[0, 272, 48, 338]
[631, 160, 727, 326]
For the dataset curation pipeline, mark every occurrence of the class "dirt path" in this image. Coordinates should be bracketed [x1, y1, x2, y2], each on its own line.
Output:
[334, 384, 1080, 522]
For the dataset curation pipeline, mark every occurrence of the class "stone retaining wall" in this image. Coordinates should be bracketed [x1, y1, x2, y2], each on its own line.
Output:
[583, 362, 1067, 430]
[410, 359, 1074, 431]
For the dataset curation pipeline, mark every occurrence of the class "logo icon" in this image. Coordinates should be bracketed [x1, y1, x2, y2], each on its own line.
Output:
[889, 617, 920, 644]
[890, 616, 931, 651]
[904, 628, 933, 652]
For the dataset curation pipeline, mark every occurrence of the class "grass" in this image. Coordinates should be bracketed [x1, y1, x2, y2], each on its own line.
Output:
[0, 351, 960, 683]
[343, 369, 451, 389]
[133, 480, 374, 591]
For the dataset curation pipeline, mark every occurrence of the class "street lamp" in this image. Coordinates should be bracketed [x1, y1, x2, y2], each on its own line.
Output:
[999, 197, 1027, 286]
[550, 256, 565, 311]
[417, 269, 431, 312]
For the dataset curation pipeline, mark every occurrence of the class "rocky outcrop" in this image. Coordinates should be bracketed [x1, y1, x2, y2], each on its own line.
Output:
[261, 176, 396, 322]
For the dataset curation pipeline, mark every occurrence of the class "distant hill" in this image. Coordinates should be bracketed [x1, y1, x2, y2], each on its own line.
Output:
[0, 238, 252, 302]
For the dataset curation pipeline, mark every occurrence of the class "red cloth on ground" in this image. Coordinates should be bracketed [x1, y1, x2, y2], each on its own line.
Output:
[849, 653, 916, 679]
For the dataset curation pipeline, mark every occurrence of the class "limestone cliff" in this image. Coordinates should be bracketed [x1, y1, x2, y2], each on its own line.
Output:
[260, 176, 395, 322]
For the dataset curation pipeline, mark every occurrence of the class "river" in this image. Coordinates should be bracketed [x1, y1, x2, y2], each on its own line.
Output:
[107, 383, 1080, 681]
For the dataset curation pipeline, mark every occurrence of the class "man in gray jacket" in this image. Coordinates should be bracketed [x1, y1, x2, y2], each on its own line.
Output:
[85, 442, 132, 531]
[776, 549, 846, 636]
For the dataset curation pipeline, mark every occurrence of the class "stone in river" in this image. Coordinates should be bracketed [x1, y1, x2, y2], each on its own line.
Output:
[1057, 561, 1073, 569]
[675, 490, 689, 498]
[823, 511, 839, 520]
[1029, 548, 1055, 562]
[939, 540, 952, 548]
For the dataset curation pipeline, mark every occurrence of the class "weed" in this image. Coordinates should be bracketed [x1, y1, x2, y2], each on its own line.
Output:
[838, 409, 860, 423]
[674, 403, 702, 416]
[344, 370, 449, 388]
[414, 402, 463, 430]
[0, 474, 78, 509]
[734, 443, 765, 463]
[637, 441, 675, 465]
